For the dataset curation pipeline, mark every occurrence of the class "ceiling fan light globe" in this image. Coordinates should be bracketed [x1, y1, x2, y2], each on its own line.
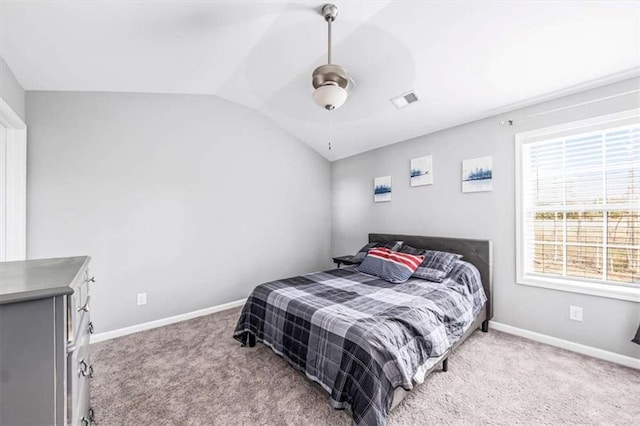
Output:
[312, 84, 348, 110]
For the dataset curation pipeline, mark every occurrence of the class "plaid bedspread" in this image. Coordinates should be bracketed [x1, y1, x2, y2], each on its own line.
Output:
[233, 261, 486, 426]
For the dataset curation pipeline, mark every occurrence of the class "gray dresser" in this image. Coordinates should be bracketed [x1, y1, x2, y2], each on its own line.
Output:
[0, 256, 94, 426]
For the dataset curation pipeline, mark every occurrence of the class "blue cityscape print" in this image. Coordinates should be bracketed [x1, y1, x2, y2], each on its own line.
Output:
[374, 184, 392, 194]
[410, 168, 429, 178]
[463, 167, 492, 182]
[374, 175, 392, 202]
[410, 155, 433, 187]
[462, 156, 493, 193]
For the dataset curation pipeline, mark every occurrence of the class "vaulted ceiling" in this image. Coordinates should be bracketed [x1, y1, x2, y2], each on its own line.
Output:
[1, 1, 638, 160]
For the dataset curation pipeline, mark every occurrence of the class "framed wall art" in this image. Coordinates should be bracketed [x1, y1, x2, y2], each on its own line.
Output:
[462, 156, 493, 193]
[410, 155, 433, 187]
[374, 176, 392, 202]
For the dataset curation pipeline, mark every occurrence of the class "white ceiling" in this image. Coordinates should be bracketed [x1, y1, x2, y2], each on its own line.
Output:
[1, 1, 638, 161]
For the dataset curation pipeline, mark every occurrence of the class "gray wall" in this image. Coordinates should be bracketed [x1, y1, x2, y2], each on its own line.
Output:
[332, 77, 640, 358]
[26, 91, 331, 333]
[0, 54, 25, 121]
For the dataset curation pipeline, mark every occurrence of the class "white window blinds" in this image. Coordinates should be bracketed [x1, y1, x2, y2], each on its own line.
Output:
[519, 117, 639, 288]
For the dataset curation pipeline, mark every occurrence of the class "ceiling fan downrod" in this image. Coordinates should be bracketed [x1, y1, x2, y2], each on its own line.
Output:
[312, 3, 349, 111]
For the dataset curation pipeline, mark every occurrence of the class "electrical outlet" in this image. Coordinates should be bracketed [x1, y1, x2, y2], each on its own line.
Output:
[137, 293, 147, 306]
[569, 305, 583, 322]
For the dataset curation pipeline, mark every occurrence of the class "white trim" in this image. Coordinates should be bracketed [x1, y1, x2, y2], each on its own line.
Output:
[0, 97, 27, 261]
[0, 126, 6, 261]
[514, 108, 640, 142]
[0, 97, 26, 130]
[515, 108, 640, 302]
[515, 130, 526, 291]
[4, 127, 26, 260]
[519, 276, 640, 302]
[488, 68, 640, 120]
[90, 298, 247, 344]
[90, 299, 640, 368]
[490, 321, 640, 370]
[405, 70, 640, 151]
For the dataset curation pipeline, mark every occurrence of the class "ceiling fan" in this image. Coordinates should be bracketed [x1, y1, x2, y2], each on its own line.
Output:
[311, 4, 350, 111]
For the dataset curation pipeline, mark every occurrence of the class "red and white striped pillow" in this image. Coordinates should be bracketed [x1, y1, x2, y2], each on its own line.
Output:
[356, 247, 425, 283]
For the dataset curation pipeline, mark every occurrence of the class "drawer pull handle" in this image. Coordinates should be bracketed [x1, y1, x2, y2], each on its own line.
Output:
[78, 301, 90, 313]
[79, 361, 94, 378]
[86, 276, 96, 284]
[88, 321, 94, 334]
[81, 416, 90, 426]
[88, 407, 95, 422]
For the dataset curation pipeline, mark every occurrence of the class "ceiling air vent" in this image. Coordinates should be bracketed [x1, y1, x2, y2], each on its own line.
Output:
[391, 90, 419, 109]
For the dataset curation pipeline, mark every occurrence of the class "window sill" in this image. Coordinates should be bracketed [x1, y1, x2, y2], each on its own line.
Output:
[517, 275, 640, 303]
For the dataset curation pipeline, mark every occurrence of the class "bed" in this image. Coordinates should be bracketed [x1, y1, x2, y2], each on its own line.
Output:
[234, 233, 493, 425]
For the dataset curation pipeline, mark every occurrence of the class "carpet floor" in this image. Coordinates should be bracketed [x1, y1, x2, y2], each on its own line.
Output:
[92, 307, 640, 425]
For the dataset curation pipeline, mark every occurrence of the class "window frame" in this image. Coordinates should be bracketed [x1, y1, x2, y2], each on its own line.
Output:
[515, 109, 640, 302]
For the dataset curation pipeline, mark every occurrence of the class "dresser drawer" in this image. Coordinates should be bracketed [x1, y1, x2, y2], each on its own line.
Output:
[70, 267, 91, 314]
[67, 266, 93, 343]
[67, 311, 92, 426]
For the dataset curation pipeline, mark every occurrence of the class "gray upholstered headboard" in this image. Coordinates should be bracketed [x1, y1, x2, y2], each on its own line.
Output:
[369, 233, 493, 321]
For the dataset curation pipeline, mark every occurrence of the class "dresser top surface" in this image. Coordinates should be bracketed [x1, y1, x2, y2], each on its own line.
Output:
[0, 256, 90, 304]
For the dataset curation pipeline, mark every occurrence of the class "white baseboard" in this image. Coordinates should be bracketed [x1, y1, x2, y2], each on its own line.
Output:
[91, 304, 639, 369]
[90, 298, 247, 344]
[490, 321, 640, 370]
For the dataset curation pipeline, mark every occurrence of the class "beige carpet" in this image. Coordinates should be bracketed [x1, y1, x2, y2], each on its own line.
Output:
[92, 307, 640, 425]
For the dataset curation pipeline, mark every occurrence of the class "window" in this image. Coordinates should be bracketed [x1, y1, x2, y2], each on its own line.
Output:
[516, 109, 640, 301]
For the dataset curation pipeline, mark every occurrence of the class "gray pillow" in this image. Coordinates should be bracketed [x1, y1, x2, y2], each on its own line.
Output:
[353, 241, 403, 262]
[400, 245, 462, 282]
